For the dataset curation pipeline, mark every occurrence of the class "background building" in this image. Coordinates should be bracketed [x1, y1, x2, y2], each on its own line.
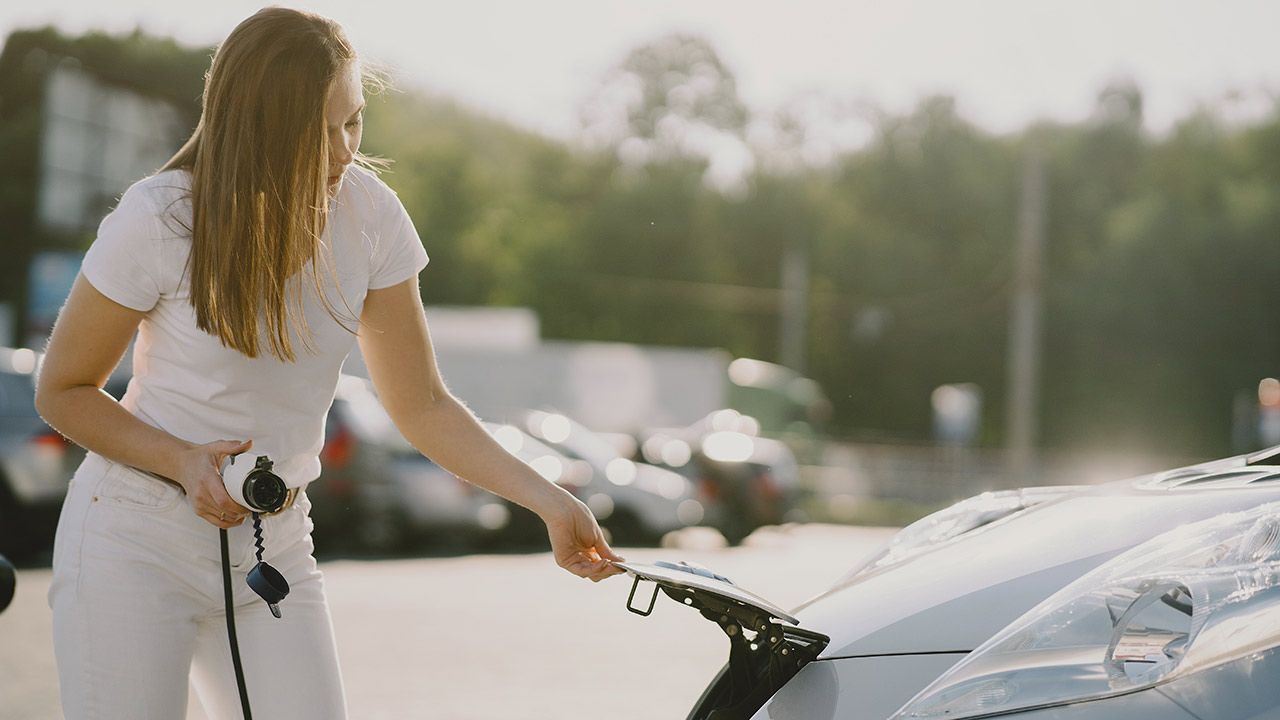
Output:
[0, 28, 206, 347]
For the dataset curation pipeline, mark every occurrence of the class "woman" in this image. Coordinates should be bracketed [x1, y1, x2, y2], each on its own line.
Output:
[34, 7, 624, 718]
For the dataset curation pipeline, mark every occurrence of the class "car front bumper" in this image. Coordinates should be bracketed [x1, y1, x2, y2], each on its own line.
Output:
[747, 645, 1280, 720]
[745, 653, 968, 720]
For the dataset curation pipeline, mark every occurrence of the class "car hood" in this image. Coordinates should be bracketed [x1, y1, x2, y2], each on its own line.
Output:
[797, 477, 1280, 658]
[616, 453, 1280, 662]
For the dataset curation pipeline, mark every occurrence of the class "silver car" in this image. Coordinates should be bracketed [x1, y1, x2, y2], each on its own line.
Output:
[618, 448, 1280, 719]
[501, 410, 706, 545]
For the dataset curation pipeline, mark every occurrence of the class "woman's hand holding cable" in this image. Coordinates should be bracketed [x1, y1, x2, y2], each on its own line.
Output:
[175, 438, 254, 529]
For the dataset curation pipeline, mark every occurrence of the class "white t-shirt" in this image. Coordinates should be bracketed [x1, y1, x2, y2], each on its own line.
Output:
[80, 165, 429, 487]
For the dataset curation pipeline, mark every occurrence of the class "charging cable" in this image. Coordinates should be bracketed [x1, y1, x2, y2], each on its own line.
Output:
[218, 453, 291, 719]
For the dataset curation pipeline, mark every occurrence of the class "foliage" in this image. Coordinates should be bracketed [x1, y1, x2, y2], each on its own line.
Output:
[7, 26, 1280, 456]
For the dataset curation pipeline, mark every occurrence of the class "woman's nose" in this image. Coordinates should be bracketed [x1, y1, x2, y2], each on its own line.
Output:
[331, 141, 354, 167]
[329, 133, 354, 166]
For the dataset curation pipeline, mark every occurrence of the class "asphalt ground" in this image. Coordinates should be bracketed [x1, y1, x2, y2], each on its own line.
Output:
[0, 524, 896, 719]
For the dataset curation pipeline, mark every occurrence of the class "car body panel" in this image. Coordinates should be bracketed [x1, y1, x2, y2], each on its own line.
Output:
[967, 689, 1198, 719]
[775, 651, 1280, 720]
[796, 483, 1280, 659]
[1154, 644, 1280, 720]
[649, 456, 1280, 719]
[748, 654, 969, 720]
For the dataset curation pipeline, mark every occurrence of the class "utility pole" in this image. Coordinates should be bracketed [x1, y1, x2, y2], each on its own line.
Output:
[1005, 139, 1047, 484]
[780, 242, 809, 374]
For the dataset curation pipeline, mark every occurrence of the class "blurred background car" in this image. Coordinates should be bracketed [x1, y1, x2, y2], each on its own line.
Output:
[484, 414, 704, 547]
[0, 347, 71, 563]
[634, 408, 804, 544]
[309, 374, 511, 555]
[0, 344, 150, 563]
[0, 551, 14, 614]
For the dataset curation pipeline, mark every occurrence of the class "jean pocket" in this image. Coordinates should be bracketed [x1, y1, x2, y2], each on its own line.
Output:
[96, 463, 183, 512]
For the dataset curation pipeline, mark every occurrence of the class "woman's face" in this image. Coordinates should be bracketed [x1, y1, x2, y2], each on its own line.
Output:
[324, 62, 364, 198]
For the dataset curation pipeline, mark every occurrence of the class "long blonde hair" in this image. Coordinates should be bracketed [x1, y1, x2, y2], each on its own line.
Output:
[161, 7, 385, 361]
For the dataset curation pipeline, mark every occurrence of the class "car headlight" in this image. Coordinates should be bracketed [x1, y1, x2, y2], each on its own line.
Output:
[841, 487, 1081, 583]
[891, 501, 1280, 719]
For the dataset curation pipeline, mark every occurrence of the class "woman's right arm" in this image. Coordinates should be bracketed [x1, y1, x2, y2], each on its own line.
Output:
[34, 274, 251, 527]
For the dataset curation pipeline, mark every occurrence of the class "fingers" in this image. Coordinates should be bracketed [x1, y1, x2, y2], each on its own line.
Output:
[594, 535, 625, 563]
[548, 498, 628, 582]
[589, 526, 627, 573]
[560, 550, 626, 582]
[195, 488, 251, 528]
[194, 499, 248, 528]
[208, 438, 253, 468]
[586, 561, 625, 583]
[212, 438, 253, 454]
[195, 454, 251, 527]
[202, 509, 248, 529]
[207, 473, 251, 515]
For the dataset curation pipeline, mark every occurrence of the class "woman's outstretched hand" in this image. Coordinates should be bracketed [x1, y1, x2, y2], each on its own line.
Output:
[544, 494, 626, 582]
[175, 438, 254, 529]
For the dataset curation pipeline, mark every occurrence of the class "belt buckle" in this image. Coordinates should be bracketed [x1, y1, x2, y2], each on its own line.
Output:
[262, 486, 299, 517]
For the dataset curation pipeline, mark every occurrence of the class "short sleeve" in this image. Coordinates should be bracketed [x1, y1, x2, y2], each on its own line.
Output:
[81, 184, 164, 312]
[368, 190, 430, 290]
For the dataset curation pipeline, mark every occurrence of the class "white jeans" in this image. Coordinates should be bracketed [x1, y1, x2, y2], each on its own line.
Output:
[48, 452, 347, 719]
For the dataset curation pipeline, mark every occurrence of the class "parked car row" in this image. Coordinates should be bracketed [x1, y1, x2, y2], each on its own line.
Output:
[280, 381, 809, 553]
[0, 339, 804, 558]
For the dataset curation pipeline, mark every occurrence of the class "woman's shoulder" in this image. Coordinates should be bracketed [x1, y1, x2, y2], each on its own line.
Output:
[84, 169, 193, 309]
[338, 164, 405, 216]
[124, 168, 193, 205]
[118, 168, 194, 239]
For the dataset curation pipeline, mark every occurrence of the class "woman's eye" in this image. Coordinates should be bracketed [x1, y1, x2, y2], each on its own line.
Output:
[346, 116, 362, 128]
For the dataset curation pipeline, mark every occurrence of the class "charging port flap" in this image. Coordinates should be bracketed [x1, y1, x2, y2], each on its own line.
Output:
[615, 560, 803, 626]
[614, 560, 831, 720]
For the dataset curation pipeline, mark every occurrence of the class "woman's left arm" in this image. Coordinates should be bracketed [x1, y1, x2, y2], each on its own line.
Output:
[356, 275, 624, 582]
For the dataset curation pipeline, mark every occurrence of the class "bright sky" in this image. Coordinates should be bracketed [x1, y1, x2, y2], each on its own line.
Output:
[4, 0, 1279, 145]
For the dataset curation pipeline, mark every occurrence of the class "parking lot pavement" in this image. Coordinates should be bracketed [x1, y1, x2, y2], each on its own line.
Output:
[0, 524, 896, 719]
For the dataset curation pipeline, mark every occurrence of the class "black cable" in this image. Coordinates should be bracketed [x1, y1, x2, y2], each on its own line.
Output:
[220, 527, 254, 720]
[252, 513, 266, 563]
